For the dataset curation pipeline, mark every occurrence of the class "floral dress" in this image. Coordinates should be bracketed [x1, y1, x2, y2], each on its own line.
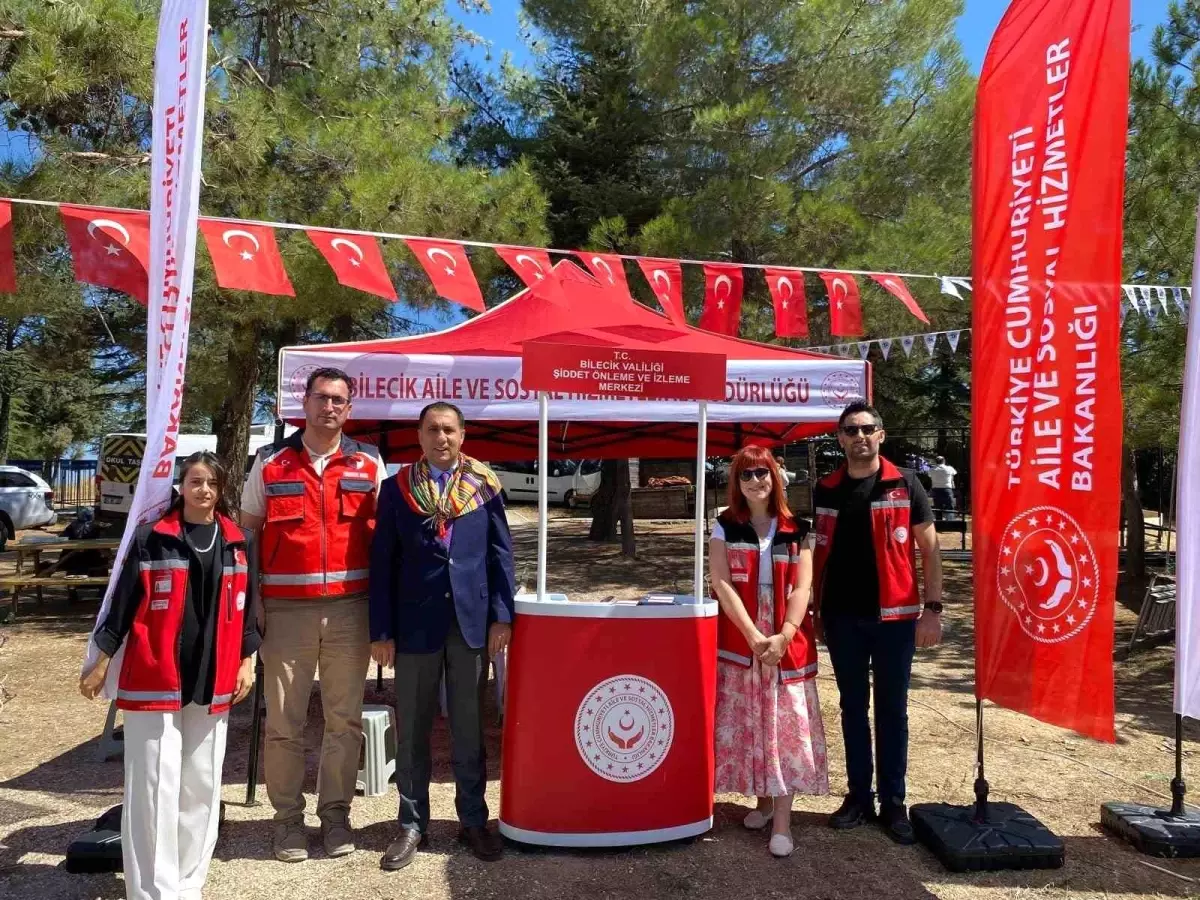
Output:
[713, 518, 829, 798]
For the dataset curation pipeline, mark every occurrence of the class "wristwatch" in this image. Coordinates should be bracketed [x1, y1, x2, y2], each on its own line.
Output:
[923, 601, 944, 614]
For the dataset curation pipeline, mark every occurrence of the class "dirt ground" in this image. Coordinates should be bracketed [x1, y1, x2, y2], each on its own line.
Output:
[1, 510, 1198, 900]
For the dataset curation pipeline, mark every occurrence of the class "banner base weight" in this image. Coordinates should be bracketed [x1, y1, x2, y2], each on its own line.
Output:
[1100, 801, 1200, 857]
[910, 802, 1064, 872]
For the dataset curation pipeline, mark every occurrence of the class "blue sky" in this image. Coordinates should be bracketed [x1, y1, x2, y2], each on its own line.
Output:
[455, 0, 1174, 72]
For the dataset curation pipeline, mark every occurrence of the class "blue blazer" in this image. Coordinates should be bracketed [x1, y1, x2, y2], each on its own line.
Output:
[369, 474, 516, 653]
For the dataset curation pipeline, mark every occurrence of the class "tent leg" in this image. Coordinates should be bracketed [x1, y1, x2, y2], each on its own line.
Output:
[537, 392, 548, 602]
[693, 401, 708, 600]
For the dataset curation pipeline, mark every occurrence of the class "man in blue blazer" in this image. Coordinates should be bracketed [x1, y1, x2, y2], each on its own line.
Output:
[369, 402, 516, 868]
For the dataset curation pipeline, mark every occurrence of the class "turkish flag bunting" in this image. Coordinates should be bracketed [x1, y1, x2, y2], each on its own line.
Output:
[494, 246, 564, 301]
[819, 271, 863, 337]
[0, 201, 16, 293]
[636, 258, 686, 326]
[199, 220, 294, 296]
[579, 251, 631, 297]
[405, 238, 484, 312]
[870, 274, 930, 324]
[699, 264, 743, 335]
[307, 229, 396, 300]
[60, 205, 151, 304]
[971, 0, 1127, 741]
[764, 267, 808, 338]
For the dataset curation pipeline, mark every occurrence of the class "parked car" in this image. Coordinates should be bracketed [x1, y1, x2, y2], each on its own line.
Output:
[0, 466, 57, 551]
[490, 459, 602, 507]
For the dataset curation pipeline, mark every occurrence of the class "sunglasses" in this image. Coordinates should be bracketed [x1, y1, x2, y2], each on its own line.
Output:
[841, 424, 879, 437]
[739, 467, 772, 482]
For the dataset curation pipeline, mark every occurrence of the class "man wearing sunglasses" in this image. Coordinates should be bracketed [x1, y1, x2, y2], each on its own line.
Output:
[811, 401, 942, 845]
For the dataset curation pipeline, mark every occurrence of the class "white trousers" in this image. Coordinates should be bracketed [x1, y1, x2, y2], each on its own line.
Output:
[122, 704, 228, 900]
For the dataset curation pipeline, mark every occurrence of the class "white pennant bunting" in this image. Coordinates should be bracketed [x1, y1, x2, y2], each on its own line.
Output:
[858, 341, 871, 359]
[838, 344, 852, 357]
[1174, 287, 1187, 312]
[1147, 301, 1161, 322]
[923, 333, 938, 355]
[939, 276, 962, 300]
[879, 338, 893, 360]
[1140, 286, 1154, 312]
[947, 330, 961, 353]
[900, 335, 915, 357]
[1123, 285, 1139, 314]
[1157, 286, 1170, 313]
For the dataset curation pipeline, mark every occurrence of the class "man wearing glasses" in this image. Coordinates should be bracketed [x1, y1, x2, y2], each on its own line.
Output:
[811, 401, 943, 845]
[241, 367, 386, 863]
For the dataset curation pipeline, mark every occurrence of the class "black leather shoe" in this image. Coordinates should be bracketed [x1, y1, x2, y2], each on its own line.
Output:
[459, 825, 503, 861]
[879, 803, 916, 845]
[829, 794, 876, 830]
[380, 828, 426, 871]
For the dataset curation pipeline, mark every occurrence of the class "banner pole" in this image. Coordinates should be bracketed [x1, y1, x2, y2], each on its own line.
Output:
[1172, 713, 1187, 817]
[537, 391, 548, 602]
[972, 698, 989, 822]
[693, 401, 709, 600]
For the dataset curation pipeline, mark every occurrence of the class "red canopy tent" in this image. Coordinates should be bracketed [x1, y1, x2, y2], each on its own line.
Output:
[276, 260, 870, 461]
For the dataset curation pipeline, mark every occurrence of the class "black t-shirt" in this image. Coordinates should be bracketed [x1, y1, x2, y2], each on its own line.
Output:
[821, 470, 933, 619]
[180, 520, 220, 707]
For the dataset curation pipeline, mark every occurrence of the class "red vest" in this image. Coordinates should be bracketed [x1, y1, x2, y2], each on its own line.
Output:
[259, 433, 381, 600]
[811, 458, 922, 622]
[714, 513, 818, 684]
[117, 512, 250, 715]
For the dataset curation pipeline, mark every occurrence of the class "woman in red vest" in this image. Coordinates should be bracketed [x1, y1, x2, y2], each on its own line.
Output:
[709, 445, 828, 858]
[80, 452, 259, 900]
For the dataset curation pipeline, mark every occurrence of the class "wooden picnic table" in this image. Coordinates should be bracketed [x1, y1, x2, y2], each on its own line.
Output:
[2, 537, 120, 617]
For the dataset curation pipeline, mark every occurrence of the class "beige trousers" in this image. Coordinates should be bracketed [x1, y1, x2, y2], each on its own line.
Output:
[260, 595, 370, 823]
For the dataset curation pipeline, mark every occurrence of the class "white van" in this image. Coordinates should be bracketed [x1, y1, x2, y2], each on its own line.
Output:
[96, 425, 294, 520]
[490, 459, 602, 507]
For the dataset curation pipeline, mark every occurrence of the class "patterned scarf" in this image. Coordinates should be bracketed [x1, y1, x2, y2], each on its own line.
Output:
[397, 453, 503, 540]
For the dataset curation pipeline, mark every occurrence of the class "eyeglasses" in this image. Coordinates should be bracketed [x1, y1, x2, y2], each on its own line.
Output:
[841, 424, 879, 437]
[308, 392, 350, 410]
[739, 467, 772, 483]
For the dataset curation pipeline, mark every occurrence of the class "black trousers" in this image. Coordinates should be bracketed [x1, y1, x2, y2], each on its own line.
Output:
[822, 615, 917, 808]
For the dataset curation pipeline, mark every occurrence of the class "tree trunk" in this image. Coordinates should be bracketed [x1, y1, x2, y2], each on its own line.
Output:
[1122, 442, 1145, 580]
[588, 458, 636, 557]
[214, 323, 264, 512]
[0, 390, 11, 465]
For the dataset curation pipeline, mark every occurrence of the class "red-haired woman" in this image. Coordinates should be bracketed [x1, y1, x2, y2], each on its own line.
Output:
[709, 446, 827, 857]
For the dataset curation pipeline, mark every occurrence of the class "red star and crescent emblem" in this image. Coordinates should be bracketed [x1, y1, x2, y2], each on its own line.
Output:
[997, 505, 1098, 643]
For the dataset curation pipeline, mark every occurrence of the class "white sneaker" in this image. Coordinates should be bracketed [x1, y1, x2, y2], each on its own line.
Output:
[769, 832, 794, 857]
[743, 807, 773, 830]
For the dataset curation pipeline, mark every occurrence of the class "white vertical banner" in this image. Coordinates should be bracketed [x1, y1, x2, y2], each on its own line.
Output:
[1177, 198, 1200, 718]
[83, 0, 210, 695]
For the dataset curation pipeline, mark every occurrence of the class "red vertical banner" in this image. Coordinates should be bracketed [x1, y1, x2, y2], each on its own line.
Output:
[0, 201, 16, 293]
[972, 0, 1129, 742]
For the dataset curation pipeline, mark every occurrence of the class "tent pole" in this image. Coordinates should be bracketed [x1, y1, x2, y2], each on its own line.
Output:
[537, 391, 548, 602]
[693, 401, 709, 600]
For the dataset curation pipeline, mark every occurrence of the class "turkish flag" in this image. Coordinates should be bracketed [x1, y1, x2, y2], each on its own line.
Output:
[306, 229, 396, 300]
[198, 220, 294, 296]
[0, 201, 16, 293]
[405, 238, 484, 312]
[494, 246, 564, 301]
[60, 205, 151, 304]
[972, 0, 1128, 741]
[819, 271, 863, 337]
[699, 264, 743, 335]
[579, 251, 631, 297]
[870, 274, 930, 324]
[636, 258, 686, 326]
[764, 268, 808, 338]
